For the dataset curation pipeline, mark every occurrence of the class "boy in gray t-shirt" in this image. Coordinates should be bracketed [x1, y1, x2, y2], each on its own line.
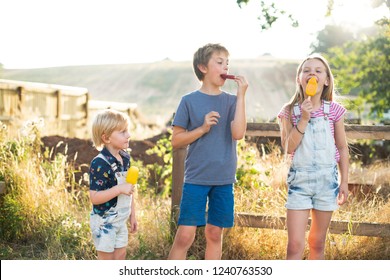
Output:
[168, 43, 248, 260]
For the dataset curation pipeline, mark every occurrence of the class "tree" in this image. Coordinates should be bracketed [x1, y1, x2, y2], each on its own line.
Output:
[310, 25, 354, 54]
[236, 0, 298, 30]
[326, 21, 389, 119]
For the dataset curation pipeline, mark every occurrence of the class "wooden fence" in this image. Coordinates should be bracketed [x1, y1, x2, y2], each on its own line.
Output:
[0, 79, 143, 139]
[171, 123, 390, 237]
[0, 79, 89, 138]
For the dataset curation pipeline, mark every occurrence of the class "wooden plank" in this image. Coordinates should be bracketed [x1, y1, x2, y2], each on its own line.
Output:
[246, 123, 390, 140]
[345, 125, 390, 140]
[235, 213, 287, 230]
[235, 213, 390, 237]
[246, 123, 280, 137]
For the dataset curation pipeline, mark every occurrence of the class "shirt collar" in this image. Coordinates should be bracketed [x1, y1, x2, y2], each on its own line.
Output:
[101, 147, 130, 171]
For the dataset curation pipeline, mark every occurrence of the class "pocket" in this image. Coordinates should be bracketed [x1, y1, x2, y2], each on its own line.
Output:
[332, 166, 339, 189]
[312, 125, 327, 150]
[287, 168, 296, 185]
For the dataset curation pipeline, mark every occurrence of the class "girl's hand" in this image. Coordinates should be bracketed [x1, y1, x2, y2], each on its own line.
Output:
[337, 182, 349, 205]
[300, 98, 312, 121]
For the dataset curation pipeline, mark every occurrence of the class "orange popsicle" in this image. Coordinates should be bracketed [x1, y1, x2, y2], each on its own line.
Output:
[306, 77, 317, 98]
[126, 166, 139, 184]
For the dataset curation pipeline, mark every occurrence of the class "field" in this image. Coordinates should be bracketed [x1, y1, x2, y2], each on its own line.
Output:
[1, 57, 299, 122]
[0, 122, 389, 260]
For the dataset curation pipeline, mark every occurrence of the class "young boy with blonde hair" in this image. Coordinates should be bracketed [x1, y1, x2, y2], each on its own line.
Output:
[89, 109, 137, 260]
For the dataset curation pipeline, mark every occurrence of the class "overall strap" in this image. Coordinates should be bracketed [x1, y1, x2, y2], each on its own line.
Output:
[323, 101, 331, 120]
[94, 153, 119, 172]
[293, 103, 301, 117]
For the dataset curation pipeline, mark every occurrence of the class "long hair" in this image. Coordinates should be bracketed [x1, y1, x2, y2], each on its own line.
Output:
[287, 54, 335, 117]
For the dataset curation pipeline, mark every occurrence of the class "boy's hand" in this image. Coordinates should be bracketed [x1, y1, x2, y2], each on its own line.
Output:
[129, 214, 138, 233]
[117, 183, 134, 196]
[234, 75, 248, 96]
[202, 111, 220, 133]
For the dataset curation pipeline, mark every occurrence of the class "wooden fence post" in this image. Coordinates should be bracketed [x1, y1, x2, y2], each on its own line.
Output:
[171, 147, 187, 228]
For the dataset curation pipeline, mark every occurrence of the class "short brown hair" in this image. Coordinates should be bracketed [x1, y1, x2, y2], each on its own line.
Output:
[193, 43, 229, 81]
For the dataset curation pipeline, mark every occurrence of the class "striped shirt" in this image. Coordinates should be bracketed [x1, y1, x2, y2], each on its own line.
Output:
[278, 100, 346, 162]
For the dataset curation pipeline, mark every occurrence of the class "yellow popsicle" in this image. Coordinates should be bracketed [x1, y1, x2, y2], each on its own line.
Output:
[306, 77, 318, 97]
[126, 166, 139, 184]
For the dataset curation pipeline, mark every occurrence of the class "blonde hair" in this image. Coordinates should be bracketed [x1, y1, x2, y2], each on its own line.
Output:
[91, 109, 130, 151]
[193, 43, 229, 81]
[287, 54, 335, 116]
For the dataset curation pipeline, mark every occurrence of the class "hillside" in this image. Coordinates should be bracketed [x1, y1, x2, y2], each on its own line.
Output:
[1, 57, 299, 122]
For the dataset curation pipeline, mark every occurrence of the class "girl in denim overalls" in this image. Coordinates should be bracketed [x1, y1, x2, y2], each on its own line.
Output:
[89, 109, 137, 260]
[278, 55, 349, 260]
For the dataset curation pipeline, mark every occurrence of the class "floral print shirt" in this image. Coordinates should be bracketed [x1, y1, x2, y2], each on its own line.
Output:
[89, 147, 130, 216]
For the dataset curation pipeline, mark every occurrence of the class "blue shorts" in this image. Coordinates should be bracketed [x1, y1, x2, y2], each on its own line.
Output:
[178, 183, 234, 228]
[285, 165, 339, 211]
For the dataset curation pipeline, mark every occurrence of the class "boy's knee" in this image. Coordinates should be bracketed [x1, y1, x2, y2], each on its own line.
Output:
[175, 231, 195, 248]
[205, 225, 223, 243]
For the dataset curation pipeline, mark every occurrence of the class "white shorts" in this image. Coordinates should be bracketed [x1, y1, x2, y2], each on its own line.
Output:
[90, 206, 130, 253]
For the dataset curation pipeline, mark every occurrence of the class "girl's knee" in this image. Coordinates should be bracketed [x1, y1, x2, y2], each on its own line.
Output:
[308, 236, 325, 252]
[287, 240, 305, 256]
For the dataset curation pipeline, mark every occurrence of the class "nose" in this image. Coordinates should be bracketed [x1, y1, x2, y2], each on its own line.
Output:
[223, 62, 229, 70]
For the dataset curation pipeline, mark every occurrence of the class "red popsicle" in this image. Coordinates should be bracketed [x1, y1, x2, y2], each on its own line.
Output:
[220, 74, 236, 80]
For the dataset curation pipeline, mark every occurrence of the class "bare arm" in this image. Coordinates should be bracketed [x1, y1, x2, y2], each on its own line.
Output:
[280, 100, 312, 154]
[89, 183, 133, 205]
[231, 75, 248, 140]
[334, 117, 349, 205]
[171, 111, 220, 149]
[129, 195, 137, 232]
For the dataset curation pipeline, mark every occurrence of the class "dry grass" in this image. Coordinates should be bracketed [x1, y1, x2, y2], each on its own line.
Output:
[0, 123, 389, 260]
[123, 140, 390, 260]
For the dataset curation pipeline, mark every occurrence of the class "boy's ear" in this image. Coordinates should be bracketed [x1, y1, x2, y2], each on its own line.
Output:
[101, 134, 110, 144]
[197, 64, 207, 74]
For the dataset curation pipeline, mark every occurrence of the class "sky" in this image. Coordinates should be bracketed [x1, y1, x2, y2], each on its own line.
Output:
[0, 0, 388, 69]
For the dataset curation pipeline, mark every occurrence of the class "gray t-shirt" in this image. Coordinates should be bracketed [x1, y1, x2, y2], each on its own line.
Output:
[172, 90, 237, 185]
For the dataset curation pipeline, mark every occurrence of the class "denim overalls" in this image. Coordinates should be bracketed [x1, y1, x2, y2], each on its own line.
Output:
[90, 154, 132, 252]
[286, 101, 339, 211]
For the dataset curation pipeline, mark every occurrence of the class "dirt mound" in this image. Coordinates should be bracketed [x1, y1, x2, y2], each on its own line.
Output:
[41, 133, 166, 176]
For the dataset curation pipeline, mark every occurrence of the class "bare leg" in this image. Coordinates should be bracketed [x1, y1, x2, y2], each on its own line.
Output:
[308, 210, 333, 260]
[205, 224, 223, 260]
[114, 247, 127, 260]
[286, 209, 310, 260]
[97, 251, 115, 260]
[168, 225, 197, 260]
